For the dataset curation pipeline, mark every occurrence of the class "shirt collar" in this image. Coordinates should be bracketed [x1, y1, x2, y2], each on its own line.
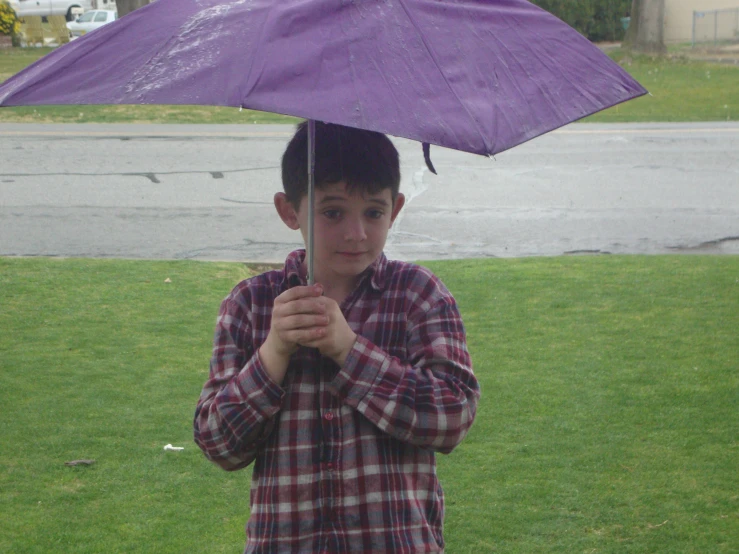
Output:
[284, 249, 308, 289]
[282, 249, 388, 291]
[368, 252, 388, 290]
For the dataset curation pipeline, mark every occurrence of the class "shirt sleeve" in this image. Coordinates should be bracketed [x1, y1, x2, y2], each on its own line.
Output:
[328, 274, 480, 454]
[193, 290, 284, 471]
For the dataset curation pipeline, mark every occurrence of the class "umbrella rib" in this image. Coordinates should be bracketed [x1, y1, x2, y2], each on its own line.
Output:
[121, 40, 181, 102]
[344, 31, 367, 129]
[396, 0, 489, 152]
[366, 56, 404, 131]
[490, 30, 570, 138]
[238, 5, 273, 105]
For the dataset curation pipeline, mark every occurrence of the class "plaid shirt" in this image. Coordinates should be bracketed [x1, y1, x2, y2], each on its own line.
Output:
[194, 250, 479, 553]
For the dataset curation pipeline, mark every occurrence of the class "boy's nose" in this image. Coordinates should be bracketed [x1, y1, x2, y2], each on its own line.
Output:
[344, 217, 367, 242]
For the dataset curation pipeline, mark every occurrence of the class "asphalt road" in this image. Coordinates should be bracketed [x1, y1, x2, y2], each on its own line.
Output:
[1, 122, 738, 262]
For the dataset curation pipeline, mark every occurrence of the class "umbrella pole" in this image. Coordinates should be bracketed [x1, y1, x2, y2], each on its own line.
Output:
[306, 119, 316, 285]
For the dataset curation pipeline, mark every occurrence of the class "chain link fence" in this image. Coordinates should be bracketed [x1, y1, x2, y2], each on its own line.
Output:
[692, 8, 739, 46]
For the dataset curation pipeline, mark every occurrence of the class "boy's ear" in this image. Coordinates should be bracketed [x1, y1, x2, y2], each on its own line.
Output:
[390, 193, 405, 225]
[274, 192, 301, 230]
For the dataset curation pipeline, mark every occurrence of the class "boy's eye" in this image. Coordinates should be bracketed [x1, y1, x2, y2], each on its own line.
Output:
[322, 209, 342, 220]
[367, 209, 384, 219]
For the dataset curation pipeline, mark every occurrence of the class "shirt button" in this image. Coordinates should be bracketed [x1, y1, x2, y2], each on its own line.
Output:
[324, 412, 334, 421]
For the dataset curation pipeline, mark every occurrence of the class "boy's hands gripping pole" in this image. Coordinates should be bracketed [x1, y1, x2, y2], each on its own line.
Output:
[258, 284, 357, 385]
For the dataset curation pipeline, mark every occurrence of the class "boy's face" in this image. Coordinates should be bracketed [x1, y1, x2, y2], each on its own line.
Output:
[275, 181, 405, 285]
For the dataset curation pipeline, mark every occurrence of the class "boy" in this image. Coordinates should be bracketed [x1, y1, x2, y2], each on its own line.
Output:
[194, 121, 480, 553]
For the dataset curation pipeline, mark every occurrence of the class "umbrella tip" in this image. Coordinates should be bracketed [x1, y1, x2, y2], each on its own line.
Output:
[422, 143, 437, 175]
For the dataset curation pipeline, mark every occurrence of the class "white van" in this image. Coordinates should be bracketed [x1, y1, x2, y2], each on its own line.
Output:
[10, 0, 117, 21]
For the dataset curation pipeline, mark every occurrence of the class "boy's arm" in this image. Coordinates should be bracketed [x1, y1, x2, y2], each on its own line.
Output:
[329, 273, 480, 454]
[193, 292, 284, 471]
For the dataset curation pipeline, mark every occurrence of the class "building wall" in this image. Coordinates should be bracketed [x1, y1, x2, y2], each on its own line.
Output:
[665, 0, 739, 43]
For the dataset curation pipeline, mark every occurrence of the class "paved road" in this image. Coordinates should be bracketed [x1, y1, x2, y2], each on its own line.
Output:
[1, 122, 738, 262]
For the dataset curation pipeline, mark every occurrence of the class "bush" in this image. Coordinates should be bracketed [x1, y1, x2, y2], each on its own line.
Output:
[530, 0, 631, 42]
[0, 0, 21, 37]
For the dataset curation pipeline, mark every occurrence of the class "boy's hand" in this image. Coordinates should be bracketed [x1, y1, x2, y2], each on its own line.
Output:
[259, 284, 328, 384]
[265, 284, 328, 356]
[301, 295, 357, 366]
[259, 284, 357, 383]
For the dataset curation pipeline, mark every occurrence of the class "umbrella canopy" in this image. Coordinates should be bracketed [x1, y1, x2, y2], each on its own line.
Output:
[0, 0, 646, 157]
[1, 0, 647, 282]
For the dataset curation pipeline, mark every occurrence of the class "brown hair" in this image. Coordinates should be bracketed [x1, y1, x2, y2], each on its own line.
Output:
[281, 121, 401, 207]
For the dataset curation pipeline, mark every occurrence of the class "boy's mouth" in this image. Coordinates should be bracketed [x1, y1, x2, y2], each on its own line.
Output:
[337, 251, 365, 258]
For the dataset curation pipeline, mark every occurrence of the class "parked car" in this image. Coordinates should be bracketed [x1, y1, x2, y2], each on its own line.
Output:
[66, 9, 116, 38]
[11, 0, 90, 21]
[9, 0, 115, 21]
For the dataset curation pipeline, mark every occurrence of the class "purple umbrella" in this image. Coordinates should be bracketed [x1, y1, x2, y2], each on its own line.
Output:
[0, 0, 646, 278]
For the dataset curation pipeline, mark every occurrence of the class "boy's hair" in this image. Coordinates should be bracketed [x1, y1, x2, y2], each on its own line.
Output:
[281, 121, 401, 207]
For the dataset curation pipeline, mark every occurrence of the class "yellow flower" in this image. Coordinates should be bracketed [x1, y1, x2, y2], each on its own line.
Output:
[0, 0, 20, 36]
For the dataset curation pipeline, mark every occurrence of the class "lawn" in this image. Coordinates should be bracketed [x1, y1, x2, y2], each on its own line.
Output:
[0, 47, 737, 123]
[584, 50, 739, 123]
[1, 256, 737, 552]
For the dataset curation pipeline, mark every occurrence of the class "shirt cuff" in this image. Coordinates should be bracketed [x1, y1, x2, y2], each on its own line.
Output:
[231, 351, 285, 415]
[329, 334, 389, 403]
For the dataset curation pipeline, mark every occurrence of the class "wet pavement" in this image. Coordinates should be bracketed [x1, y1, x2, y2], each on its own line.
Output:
[1, 122, 738, 261]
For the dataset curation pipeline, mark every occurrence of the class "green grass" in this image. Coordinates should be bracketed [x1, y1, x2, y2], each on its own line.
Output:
[1, 256, 737, 552]
[1, 47, 737, 123]
[0, 258, 256, 553]
[585, 50, 739, 123]
[0, 47, 57, 80]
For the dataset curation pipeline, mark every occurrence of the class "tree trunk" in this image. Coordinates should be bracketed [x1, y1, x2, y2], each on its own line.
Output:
[623, 0, 666, 55]
[117, 0, 150, 18]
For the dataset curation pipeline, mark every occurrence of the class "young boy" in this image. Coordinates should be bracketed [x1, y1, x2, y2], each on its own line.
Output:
[194, 122, 480, 553]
